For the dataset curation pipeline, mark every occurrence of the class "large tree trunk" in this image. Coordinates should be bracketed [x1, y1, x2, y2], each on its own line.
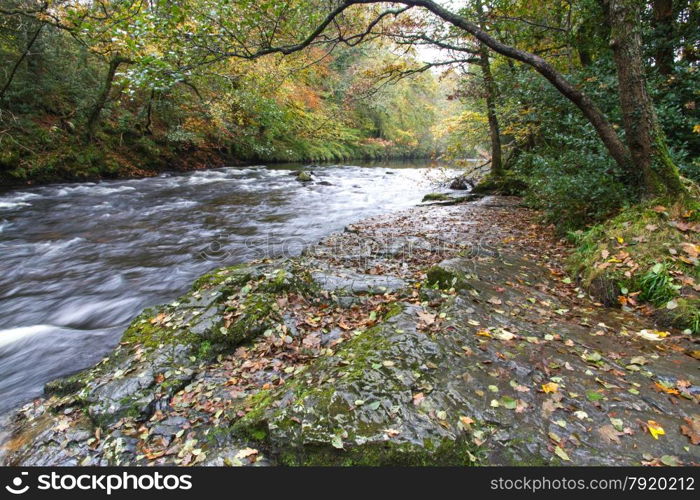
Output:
[478, 42, 503, 177]
[652, 0, 674, 75]
[475, 0, 502, 177]
[86, 56, 125, 142]
[604, 0, 685, 196]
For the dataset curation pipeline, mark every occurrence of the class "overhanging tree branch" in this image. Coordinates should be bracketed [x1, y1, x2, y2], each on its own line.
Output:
[229, 0, 632, 175]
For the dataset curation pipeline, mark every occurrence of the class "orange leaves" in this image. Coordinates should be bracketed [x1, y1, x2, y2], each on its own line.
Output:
[150, 312, 168, 326]
[654, 382, 679, 395]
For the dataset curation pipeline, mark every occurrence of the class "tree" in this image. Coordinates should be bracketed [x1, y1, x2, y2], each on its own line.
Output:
[603, 0, 685, 196]
[209, 0, 685, 197]
[652, 0, 674, 75]
[475, 0, 502, 176]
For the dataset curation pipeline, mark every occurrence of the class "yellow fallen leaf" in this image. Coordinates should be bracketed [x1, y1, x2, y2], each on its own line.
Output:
[542, 382, 559, 394]
[647, 420, 665, 440]
[476, 329, 492, 338]
[235, 447, 259, 459]
[554, 445, 571, 461]
[616, 236, 624, 244]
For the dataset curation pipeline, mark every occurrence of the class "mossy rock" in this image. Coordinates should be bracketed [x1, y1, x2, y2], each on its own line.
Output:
[296, 171, 313, 182]
[568, 197, 700, 333]
[232, 304, 483, 466]
[37, 259, 319, 428]
[422, 192, 453, 202]
[425, 257, 479, 291]
[472, 173, 527, 196]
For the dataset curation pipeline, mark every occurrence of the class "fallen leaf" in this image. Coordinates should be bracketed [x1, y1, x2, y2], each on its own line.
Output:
[554, 446, 571, 461]
[541, 382, 559, 394]
[680, 416, 700, 445]
[501, 396, 517, 410]
[598, 425, 621, 444]
[661, 455, 681, 466]
[654, 382, 680, 395]
[460, 416, 474, 427]
[412, 392, 425, 406]
[647, 420, 665, 440]
[417, 310, 436, 325]
[331, 435, 344, 449]
[235, 447, 259, 461]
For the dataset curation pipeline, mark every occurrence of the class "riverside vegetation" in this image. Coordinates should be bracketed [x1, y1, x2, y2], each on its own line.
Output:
[0, 0, 698, 466]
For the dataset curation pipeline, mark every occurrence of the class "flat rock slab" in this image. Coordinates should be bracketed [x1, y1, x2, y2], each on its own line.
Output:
[312, 269, 407, 294]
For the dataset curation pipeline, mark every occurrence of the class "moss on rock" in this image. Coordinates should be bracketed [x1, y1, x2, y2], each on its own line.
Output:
[472, 172, 527, 196]
[422, 192, 453, 202]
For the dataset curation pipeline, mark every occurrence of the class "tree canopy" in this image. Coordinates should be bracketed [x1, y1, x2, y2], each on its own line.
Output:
[1, 0, 698, 215]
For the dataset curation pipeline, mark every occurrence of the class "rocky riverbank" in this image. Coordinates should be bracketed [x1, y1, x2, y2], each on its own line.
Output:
[1, 196, 698, 466]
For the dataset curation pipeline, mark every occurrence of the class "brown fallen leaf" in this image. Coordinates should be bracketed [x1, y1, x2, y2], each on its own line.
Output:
[598, 424, 622, 444]
[680, 242, 699, 258]
[417, 310, 436, 325]
[680, 416, 700, 445]
[412, 392, 425, 406]
[541, 397, 562, 418]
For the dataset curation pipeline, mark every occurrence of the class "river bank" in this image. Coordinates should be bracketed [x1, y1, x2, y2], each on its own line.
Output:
[1, 194, 697, 466]
[0, 163, 443, 414]
[0, 123, 438, 190]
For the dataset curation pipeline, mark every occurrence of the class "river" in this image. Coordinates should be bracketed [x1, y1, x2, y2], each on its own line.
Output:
[0, 161, 449, 414]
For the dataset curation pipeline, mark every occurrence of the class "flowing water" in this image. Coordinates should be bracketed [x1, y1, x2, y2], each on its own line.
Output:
[0, 161, 448, 414]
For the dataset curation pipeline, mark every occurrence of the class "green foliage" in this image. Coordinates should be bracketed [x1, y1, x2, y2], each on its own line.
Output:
[0, 4, 453, 184]
[568, 198, 700, 333]
[637, 263, 678, 306]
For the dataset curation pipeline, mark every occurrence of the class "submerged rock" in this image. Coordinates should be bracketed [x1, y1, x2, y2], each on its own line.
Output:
[421, 192, 453, 202]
